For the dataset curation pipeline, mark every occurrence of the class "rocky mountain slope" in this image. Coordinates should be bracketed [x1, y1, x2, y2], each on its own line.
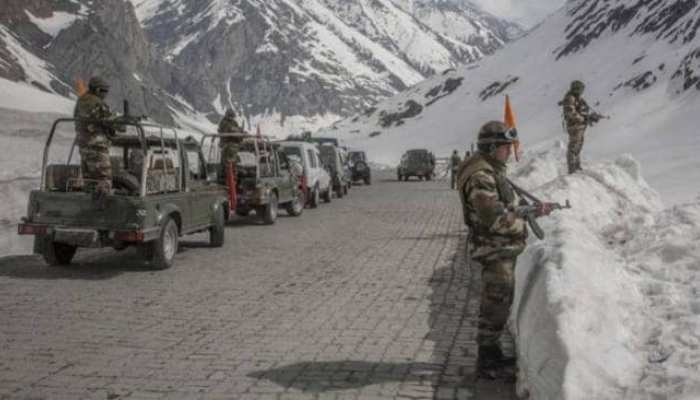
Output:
[0, 0, 521, 134]
[321, 0, 700, 204]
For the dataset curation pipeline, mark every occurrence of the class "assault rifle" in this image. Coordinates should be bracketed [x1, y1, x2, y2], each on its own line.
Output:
[506, 178, 572, 240]
[587, 111, 610, 127]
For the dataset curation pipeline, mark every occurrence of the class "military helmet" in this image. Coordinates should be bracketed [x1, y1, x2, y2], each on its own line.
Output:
[570, 80, 585, 92]
[477, 121, 517, 146]
[88, 76, 109, 92]
[224, 108, 236, 118]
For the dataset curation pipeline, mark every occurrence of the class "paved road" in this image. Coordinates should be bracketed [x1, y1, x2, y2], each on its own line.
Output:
[0, 173, 516, 400]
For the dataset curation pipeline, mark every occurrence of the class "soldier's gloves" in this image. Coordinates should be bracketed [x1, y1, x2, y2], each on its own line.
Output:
[535, 203, 555, 218]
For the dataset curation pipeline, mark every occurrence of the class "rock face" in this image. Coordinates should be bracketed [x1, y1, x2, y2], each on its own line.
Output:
[0, 0, 521, 133]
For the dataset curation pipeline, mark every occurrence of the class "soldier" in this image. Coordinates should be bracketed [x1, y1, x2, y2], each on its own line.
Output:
[450, 150, 462, 189]
[561, 80, 590, 174]
[457, 121, 553, 379]
[74, 76, 118, 201]
[218, 108, 246, 170]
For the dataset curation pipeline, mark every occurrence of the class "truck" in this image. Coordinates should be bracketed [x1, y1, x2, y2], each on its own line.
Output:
[18, 119, 230, 270]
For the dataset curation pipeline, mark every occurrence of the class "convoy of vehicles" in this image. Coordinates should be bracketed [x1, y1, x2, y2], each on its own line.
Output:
[16, 117, 443, 269]
[397, 149, 436, 181]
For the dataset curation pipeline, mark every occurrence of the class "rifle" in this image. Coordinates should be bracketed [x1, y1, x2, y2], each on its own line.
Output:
[506, 178, 571, 240]
[587, 111, 610, 127]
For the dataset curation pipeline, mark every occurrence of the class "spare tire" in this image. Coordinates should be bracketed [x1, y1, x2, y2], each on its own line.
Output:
[113, 173, 140, 194]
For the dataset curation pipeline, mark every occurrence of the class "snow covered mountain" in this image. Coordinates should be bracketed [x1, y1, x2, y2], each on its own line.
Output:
[131, 0, 522, 135]
[322, 0, 700, 205]
[0, 0, 521, 135]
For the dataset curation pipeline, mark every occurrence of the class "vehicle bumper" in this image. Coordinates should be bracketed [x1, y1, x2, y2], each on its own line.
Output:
[18, 223, 159, 247]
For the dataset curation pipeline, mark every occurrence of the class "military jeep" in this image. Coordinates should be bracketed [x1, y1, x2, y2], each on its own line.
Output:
[201, 134, 305, 224]
[18, 119, 230, 270]
[397, 149, 436, 181]
[348, 150, 371, 185]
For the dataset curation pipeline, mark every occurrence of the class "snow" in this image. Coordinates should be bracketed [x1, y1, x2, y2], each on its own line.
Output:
[0, 26, 66, 92]
[0, 78, 73, 114]
[24, 10, 81, 37]
[510, 142, 700, 400]
[322, 2, 700, 205]
[467, 0, 565, 29]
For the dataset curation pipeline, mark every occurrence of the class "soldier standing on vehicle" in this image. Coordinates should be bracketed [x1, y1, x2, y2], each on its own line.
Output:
[561, 80, 596, 174]
[450, 150, 462, 189]
[457, 121, 553, 379]
[74, 76, 118, 200]
[218, 109, 247, 168]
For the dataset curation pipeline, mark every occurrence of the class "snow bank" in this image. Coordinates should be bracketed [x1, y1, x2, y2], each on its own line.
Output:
[511, 143, 700, 399]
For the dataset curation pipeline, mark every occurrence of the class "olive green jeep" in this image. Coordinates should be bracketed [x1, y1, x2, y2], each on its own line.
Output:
[18, 119, 230, 270]
[397, 149, 436, 181]
[201, 134, 305, 225]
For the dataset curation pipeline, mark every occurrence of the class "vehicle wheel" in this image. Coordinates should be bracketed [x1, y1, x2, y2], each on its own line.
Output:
[425, 174, 432, 181]
[309, 186, 320, 209]
[112, 173, 140, 194]
[38, 236, 77, 266]
[286, 189, 305, 217]
[322, 187, 332, 203]
[149, 217, 179, 270]
[404, 175, 409, 182]
[262, 193, 279, 225]
[235, 209, 251, 217]
[336, 186, 344, 199]
[343, 184, 349, 195]
[397, 174, 402, 181]
[364, 176, 371, 185]
[209, 205, 225, 247]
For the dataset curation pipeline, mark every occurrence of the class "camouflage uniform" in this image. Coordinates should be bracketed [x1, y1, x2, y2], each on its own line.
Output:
[218, 110, 246, 168]
[562, 82, 590, 174]
[458, 152, 526, 352]
[450, 151, 462, 189]
[74, 81, 116, 194]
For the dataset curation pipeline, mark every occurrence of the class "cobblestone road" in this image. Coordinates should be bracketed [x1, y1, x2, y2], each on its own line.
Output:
[0, 173, 516, 399]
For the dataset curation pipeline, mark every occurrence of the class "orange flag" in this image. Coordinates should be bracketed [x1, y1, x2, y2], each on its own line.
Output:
[75, 78, 87, 96]
[504, 95, 521, 162]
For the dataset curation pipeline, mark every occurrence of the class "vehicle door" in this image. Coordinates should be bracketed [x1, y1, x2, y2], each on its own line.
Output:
[275, 150, 295, 203]
[184, 145, 212, 228]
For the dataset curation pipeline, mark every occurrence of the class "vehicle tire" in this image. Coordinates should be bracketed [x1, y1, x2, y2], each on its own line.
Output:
[286, 189, 305, 217]
[235, 209, 251, 217]
[309, 186, 320, 209]
[404, 175, 409, 182]
[262, 193, 279, 225]
[364, 176, 371, 185]
[209, 206, 225, 247]
[112, 173, 140, 194]
[322, 187, 332, 203]
[425, 174, 432, 181]
[39, 236, 77, 266]
[397, 174, 402, 181]
[336, 185, 344, 199]
[149, 217, 179, 270]
[343, 184, 349, 195]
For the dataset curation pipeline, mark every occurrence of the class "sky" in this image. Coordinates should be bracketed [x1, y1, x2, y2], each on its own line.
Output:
[465, 0, 567, 28]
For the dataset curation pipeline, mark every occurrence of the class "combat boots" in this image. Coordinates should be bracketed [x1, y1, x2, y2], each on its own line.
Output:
[477, 345, 516, 380]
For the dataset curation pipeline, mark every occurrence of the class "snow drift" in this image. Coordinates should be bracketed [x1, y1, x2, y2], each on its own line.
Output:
[511, 141, 700, 400]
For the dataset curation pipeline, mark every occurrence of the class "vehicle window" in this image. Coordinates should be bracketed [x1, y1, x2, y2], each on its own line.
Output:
[283, 146, 302, 159]
[186, 150, 203, 180]
[278, 152, 290, 170]
[307, 149, 317, 168]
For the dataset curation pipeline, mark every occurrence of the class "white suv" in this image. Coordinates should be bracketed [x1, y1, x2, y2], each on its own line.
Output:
[279, 141, 332, 208]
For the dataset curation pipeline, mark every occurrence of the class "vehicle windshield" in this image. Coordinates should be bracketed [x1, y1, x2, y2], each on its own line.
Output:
[348, 152, 365, 162]
[319, 147, 335, 164]
[282, 146, 302, 159]
[407, 150, 431, 161]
